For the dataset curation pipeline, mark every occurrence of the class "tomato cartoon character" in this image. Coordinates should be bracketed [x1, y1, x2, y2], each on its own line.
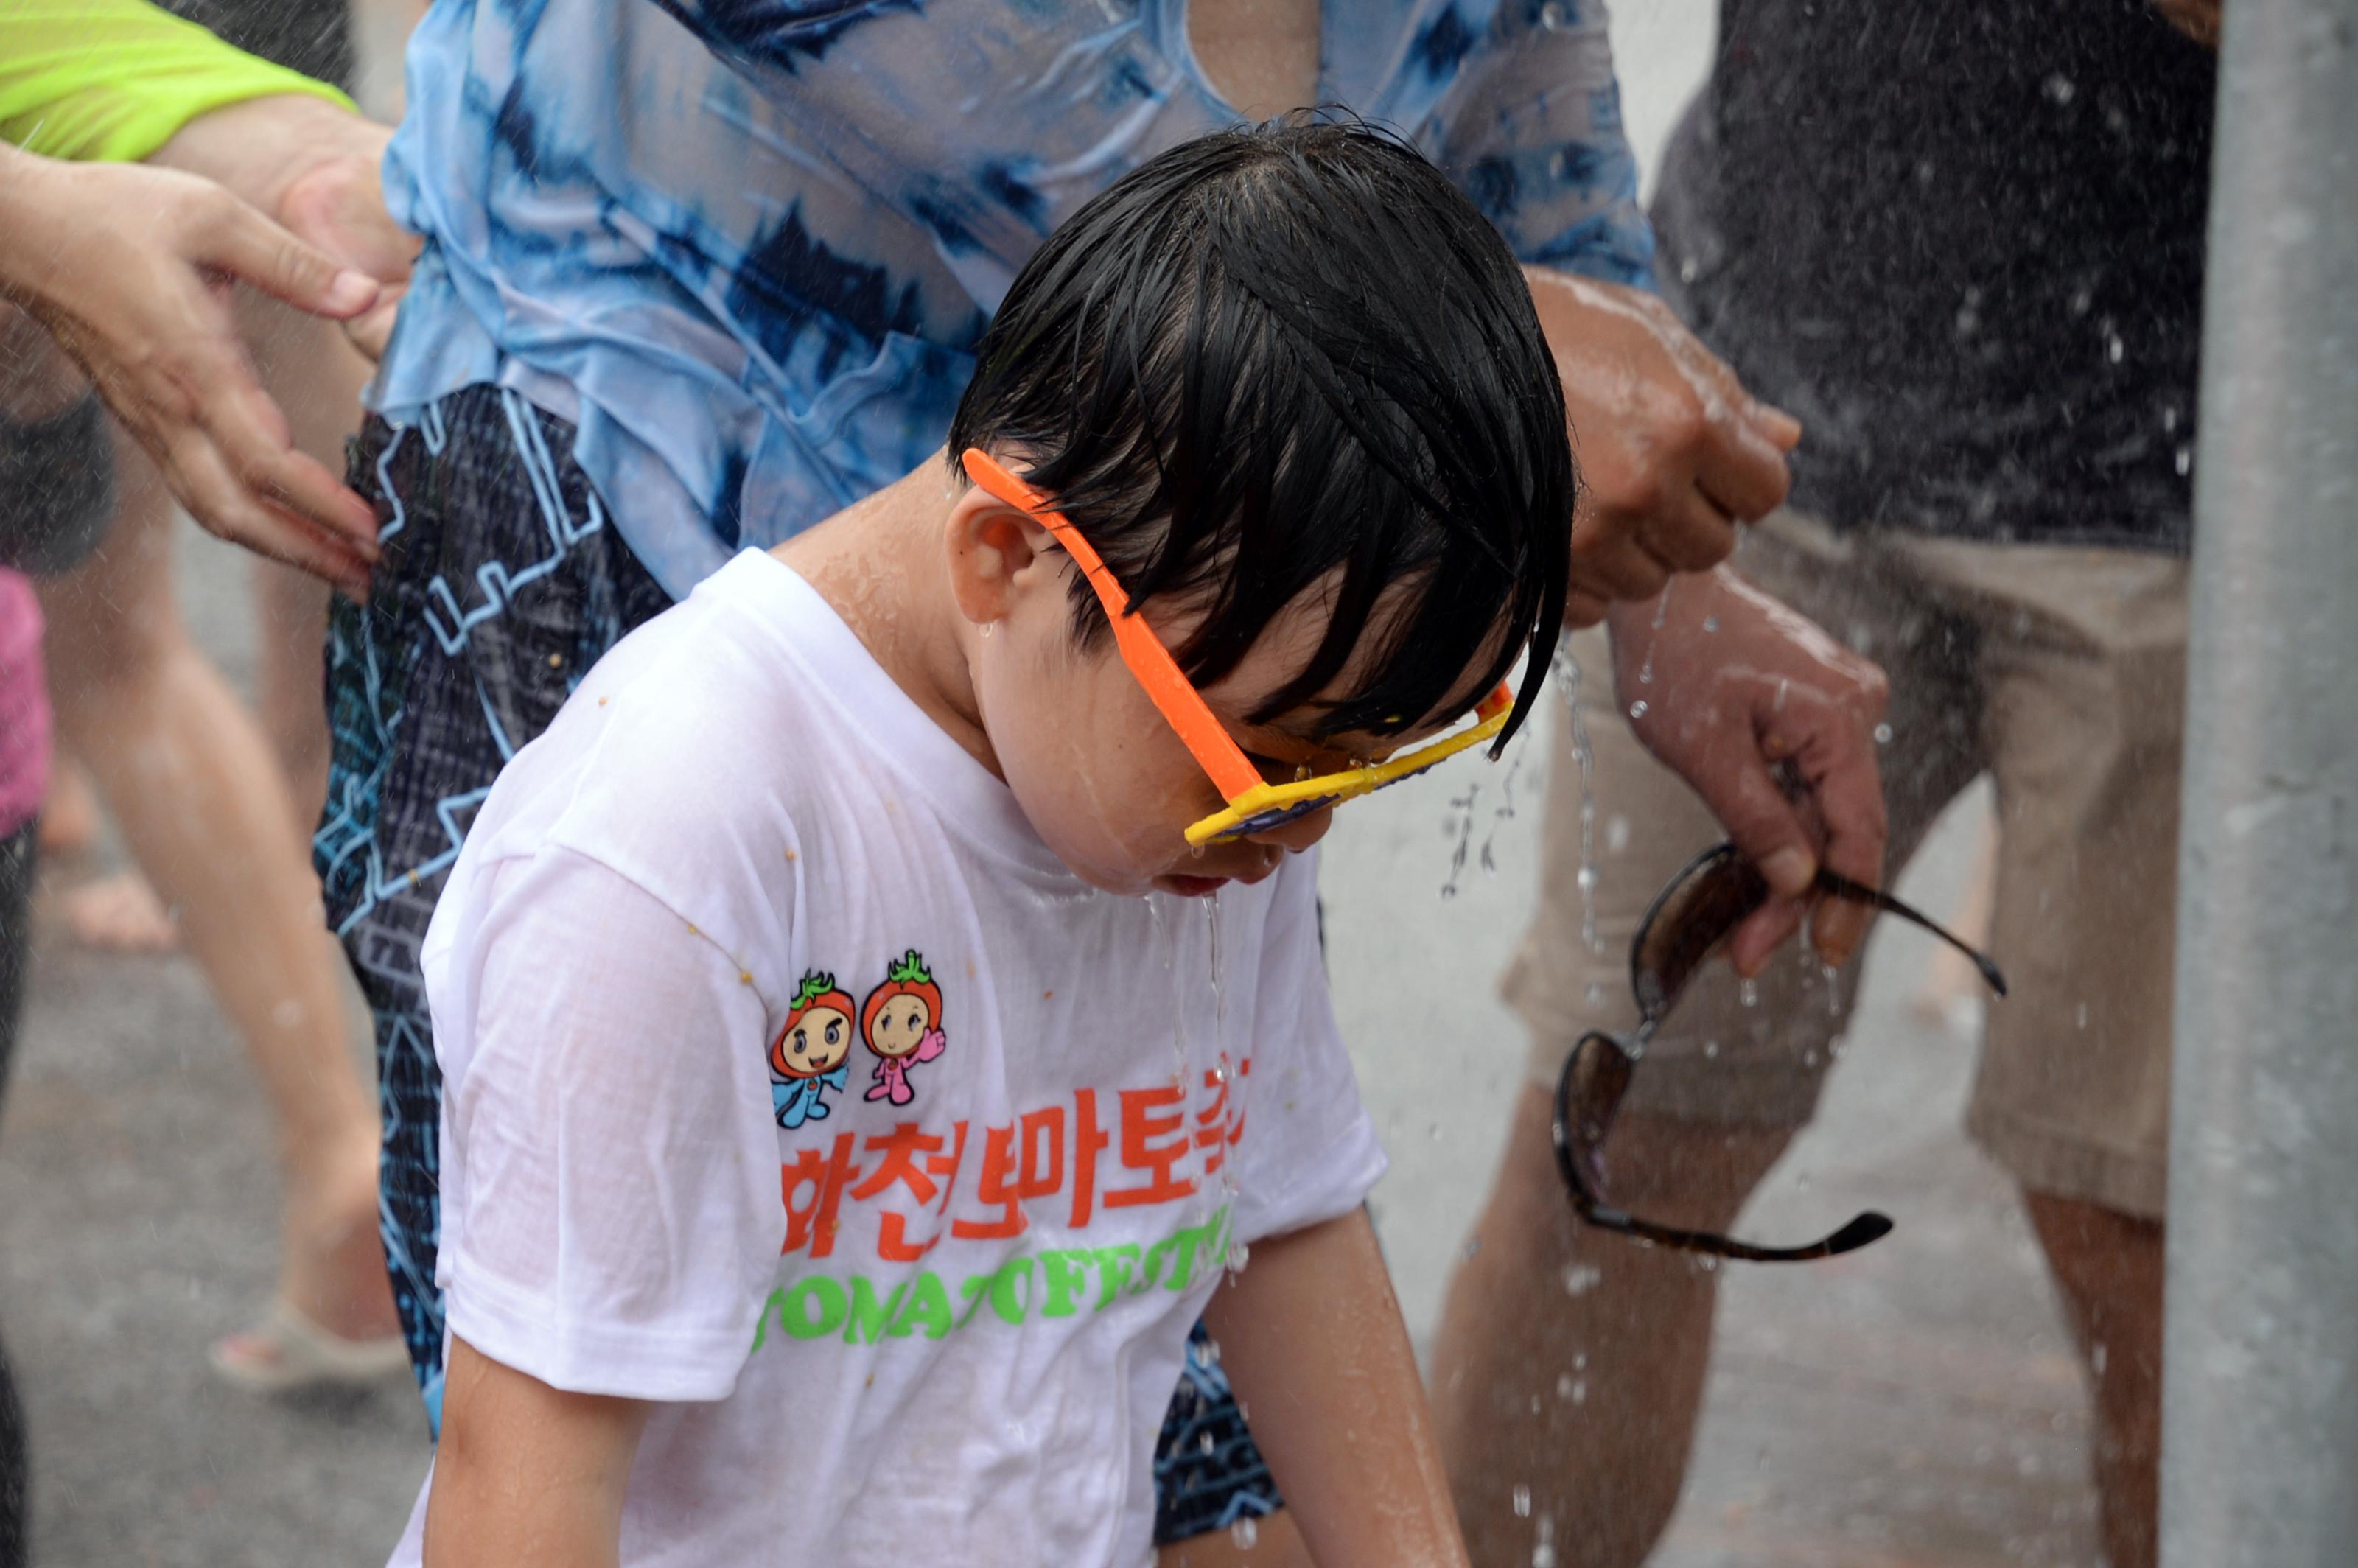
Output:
[770, 971, 856, 1129]
[861, 949, 948, 1107]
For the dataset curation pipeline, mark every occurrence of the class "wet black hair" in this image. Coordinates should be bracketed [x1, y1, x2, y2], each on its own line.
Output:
[946, 115, 1573, 750]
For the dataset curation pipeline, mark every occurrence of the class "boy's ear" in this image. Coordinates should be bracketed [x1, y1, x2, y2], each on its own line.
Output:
[944, 486, 1060, 629]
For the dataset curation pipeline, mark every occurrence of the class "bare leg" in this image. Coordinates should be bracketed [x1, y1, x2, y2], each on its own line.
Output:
[2022, 1191, 2163, 1568]
[1912, 805, 1999, 1027]
[1430, 1088, 1794, 1568]
[237, 275, 371, 840]
[37, 426, 395, 1352]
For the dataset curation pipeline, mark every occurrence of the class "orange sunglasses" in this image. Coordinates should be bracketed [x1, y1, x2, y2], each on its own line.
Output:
[962, 448, 1516, 847]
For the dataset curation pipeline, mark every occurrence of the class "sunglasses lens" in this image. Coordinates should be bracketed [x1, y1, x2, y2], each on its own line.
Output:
[1562, 1032, 1635, 1196]
[1630, 845, 1771, 1021]
[1208, 793, 1347, 844]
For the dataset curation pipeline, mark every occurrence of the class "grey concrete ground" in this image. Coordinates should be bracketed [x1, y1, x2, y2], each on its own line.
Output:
[0, 519, 2099, 1567]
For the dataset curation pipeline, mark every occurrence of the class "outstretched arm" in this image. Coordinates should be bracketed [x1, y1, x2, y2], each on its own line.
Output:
[0, 1, 416, 589]
[1203, 1208, 1469, 1568]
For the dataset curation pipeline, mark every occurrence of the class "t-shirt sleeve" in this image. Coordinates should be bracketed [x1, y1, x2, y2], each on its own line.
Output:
[438, 846, 782, 1404]
[1227, 852, 1388, 1245]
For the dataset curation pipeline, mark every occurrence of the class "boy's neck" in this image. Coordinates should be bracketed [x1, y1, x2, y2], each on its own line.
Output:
[769, 458, 998, 778]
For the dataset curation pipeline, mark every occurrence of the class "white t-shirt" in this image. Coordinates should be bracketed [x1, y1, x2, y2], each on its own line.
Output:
[388, 550, 1386, 1567]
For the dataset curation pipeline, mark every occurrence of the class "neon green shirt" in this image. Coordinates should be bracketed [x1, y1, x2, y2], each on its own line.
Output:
[1, 0, 351, 162]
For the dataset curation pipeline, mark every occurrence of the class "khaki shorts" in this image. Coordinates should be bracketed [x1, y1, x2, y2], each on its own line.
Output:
[1502, 513, 2188, 1218]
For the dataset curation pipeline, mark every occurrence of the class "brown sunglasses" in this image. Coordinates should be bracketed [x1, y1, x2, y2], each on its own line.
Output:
[1553, 844, 2009, 1263]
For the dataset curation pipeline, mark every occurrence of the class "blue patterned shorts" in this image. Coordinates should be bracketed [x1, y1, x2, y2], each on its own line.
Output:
[318, 384, 1279, 1541]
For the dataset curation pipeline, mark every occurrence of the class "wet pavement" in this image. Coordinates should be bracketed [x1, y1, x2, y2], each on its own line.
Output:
[0, 520, 2101, 1566]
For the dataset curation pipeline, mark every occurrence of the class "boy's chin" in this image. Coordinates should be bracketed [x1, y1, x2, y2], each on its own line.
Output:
[1151, 872, 1231, 899]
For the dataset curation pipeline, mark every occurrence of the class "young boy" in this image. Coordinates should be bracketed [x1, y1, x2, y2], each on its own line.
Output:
[397, 121, 1572, 1567]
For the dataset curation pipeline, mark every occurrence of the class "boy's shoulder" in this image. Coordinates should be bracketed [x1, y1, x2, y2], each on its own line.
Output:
[467, 551, 876, 948]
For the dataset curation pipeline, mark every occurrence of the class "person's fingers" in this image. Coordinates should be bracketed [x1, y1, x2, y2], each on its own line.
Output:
[1572, 533, 1673, 603]
[342, 292, 403, 363]
[1564, 587, 1612, 629]
[1640, 489, 1740, 574]
[163, 430, 374, 597]
[1692, 408, 1795, 525]
[1674, 738, 1821, 979]
[1752, 400, 1804, 452]
[190, 192, 379, 320]
[1728, 896, 1807, 978]
[1787, 716, 1890, 967]
[198, 367, 379, 546]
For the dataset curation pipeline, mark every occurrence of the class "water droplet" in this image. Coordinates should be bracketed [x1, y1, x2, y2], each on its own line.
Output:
[1701, 615, 1719, 633]
[1702, 1039, 1721, 1059]
[1427, 1121, 1443, 1141]
[2091, 1341, 2108, 1375]
[1584, 981, 1606, 1007]
[1230, 1517, 1259, 1549]
[1795, 1172, 1813, 1193]
[1539, 0, 1573, 28]
[2175, 444, 2193, 476]
[1513, 1484, 1533, 1518]
[2043, 71, 2077, 105]
[1575, 865, 1598, 895]
[1573, 1352, 1587, 1370]
[1873, 721, 1894, 745]
[1626, 699, 1648, 720]
[2076, 1001, 2090, 1030]
[1556, 1373, 1576, 1400]
[1738, 978, 1759, 1008]
[1562, 1264, 1603, 1296]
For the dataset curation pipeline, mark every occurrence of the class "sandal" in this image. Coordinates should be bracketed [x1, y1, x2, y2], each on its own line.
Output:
[209, 1298, 410, 1394]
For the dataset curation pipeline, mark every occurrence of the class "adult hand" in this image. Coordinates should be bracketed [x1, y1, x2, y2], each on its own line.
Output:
[0, 144, 382, 595]
[1527, 270, 1802, 625]
[154, 96, 416, 362]
[1609, 566, 1891, 973]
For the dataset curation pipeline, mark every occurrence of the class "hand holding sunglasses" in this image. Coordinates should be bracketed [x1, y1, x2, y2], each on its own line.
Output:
[1555, 843, 2008, 1263]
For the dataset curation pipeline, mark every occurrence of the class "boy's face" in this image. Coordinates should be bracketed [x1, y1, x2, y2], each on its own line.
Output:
[971, 553, 1485, 898]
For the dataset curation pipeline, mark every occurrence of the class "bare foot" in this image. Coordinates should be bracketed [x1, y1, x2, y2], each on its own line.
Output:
[57, 870, 181, 953]
[211, 1137, 405, 1390]
[276, 1138, 402, 1345]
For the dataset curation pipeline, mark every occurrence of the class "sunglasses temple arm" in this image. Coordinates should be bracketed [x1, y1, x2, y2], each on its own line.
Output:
[1816, 869, 2010, 998]
[1552, 1057, 1892, 1264]
[1591, 1203, 1894, 1264]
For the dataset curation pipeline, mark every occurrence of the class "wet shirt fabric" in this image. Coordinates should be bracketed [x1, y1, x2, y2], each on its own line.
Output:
[1651, 0, 2213, 552]
[392, 549, 1385, 1567]
[373, 0, 1654, 601]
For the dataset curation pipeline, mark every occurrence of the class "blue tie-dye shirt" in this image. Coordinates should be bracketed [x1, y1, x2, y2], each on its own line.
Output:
[376, 0, 1654, 599]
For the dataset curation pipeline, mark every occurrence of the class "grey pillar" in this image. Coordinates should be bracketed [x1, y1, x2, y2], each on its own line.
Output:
[2162, 1, 2358, 1564]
